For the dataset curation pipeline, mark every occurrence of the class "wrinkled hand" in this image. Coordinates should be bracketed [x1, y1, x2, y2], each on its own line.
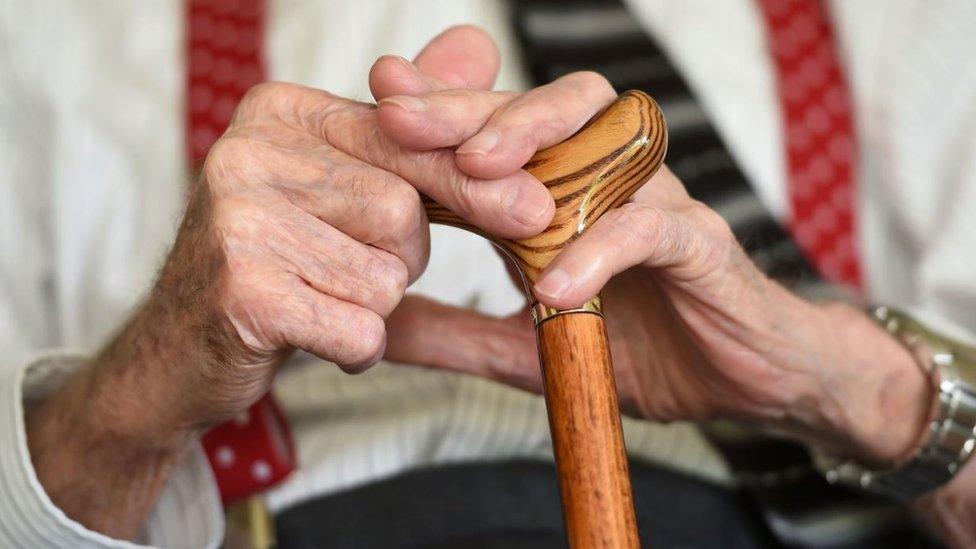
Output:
[388, 164, 930, 467]
[139, 32, 562, 428]
[28, 21, 623, 454]
[23, 25, 607, 538]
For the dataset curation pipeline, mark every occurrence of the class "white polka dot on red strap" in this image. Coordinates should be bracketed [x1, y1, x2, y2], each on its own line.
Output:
[251, 460, 272, 482]
[215, 445, 236, 468]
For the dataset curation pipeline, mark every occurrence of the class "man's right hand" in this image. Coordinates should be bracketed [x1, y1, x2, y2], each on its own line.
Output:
[74, 29, 564, 425]
[147, 80, 557, 428]
[22, 26, 558, 539]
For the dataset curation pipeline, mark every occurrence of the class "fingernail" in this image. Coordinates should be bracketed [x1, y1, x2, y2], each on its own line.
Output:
[506, 185, 551, 227]
[380, 96, 427, 113]
[535, 268, 572, 300]
[457, 131, 499, 156]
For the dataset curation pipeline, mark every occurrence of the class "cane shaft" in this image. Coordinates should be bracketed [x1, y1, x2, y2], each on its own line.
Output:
[537, 310, 638, 549]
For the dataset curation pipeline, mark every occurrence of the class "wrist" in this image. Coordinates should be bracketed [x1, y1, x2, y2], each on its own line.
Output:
[86, 298, 210, 436]
[25, 358, 193, 538]
[26, 362, 192, 460]
[780, 301, 932, 465]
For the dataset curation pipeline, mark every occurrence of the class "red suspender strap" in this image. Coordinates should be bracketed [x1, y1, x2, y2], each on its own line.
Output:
[185, 0, 297, 505]
[757, 0, 864, 289]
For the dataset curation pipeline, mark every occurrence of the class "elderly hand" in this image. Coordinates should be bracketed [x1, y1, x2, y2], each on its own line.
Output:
[387, 152, 931, 468]
[38, 28, 561, 434]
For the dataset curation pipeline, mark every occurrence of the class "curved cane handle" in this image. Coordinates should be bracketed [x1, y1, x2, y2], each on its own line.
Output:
[423, 90, 667, 285]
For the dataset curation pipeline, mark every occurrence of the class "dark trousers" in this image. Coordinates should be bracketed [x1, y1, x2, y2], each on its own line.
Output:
[276, 459, 777, 548]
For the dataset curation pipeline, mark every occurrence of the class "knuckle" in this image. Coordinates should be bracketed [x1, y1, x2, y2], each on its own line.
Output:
[364, 254, 408, 316]
[203, 135, 262, 191]
[609, 203, 665, 245]
[300, 248, 336, 291]
[376, 181, 422, 236]
[240, 82, 343, 135]
[211, 195, 262, 237]
[386, 258, 410, 297]
[451, 177, 478, 218]
[340, 312, 387, 371]
[421, 150, 478, 217]
[687, 200, 735, 270]
[322, 104, 382, 152]
[607, 202, 699, 268]
[215, 270, 283, 352]
[612, 198, 733, 274]
[239, 81, 296, 111]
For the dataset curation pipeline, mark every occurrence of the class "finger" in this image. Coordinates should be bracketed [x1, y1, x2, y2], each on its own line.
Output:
[369, 55, 445, 100]
[533, 197, 728, 309]
[369, 25, 500, 100]
[376, 89, 516, 151]
[259, 141, 430, 282]
[321, 103, 555, 238]
[264, 84, 553, 238]
[384, 295, 541, 393]
[455, 71, 617, 180]
[272, 276, 388, 373]
[239, 199, 410, 318]
[376, 72, 615, 172]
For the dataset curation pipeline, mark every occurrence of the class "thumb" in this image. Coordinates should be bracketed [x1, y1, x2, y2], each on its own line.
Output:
[369, 25, 500, 100]
[384, 294, 542, 394]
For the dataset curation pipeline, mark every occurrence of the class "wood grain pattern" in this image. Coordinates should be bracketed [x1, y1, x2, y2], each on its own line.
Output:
[538, 313, 639, 549]
[423, 90, 667, 285]
[423, 90, 666, 548]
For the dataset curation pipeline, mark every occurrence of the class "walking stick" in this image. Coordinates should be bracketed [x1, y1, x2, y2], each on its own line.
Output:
[423, 90, 667, 548]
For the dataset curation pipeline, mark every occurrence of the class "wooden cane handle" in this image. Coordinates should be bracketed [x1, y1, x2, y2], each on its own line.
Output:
[423, 90, 667, 283]
[424, 90, 667, 548]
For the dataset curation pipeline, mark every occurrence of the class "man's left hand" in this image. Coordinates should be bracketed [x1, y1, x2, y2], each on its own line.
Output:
[383, 121, 931, 468]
